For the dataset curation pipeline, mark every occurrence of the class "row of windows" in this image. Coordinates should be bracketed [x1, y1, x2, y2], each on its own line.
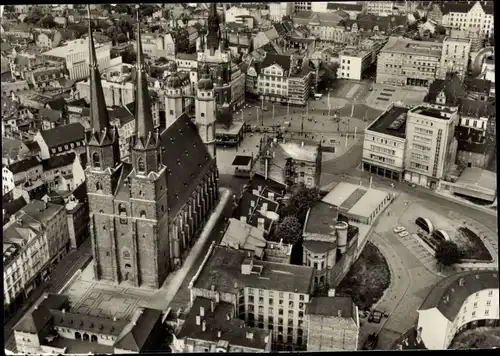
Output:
[409, 161, 429, 171]
[370, 144, 396, 156]
[370, 154, 395, 165]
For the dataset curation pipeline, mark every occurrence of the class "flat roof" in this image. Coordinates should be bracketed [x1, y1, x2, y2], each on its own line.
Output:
[457, 167, 497, 192]
[192, 245, 314, 295]
[348, 188, 389, 218]
[367, 106, 409, 139]
[381, 36, 442, 57]
[322, 182, 360, 207]
[279, 142, 318, 162]
[304, 201, 339, 236]
[340, 188, 367, 212]
[410, 106, 452, 120]
[232, 155, 252, 166]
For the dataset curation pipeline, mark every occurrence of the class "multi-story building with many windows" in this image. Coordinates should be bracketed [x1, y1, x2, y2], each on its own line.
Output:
[376, 36, 442, 87]
[189, 244, 314, 351]
[363, 1, 395, 16]
[441, 1, 494, 39]
[404, 105, 459, 189]
[363, 105, 409, 181]
[337, 49, 371, 81]
[437, 37, 471, 81]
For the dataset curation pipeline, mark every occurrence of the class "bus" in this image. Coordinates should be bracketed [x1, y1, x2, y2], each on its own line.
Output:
[314, 93, 323, 100]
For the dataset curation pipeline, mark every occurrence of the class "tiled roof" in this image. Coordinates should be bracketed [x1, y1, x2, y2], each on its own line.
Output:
[249, 173, 286, 194]
[306, 296, 355, 319]
[459, 99, 495, 118]
[176, 297, 270, 350]
[159, 113, 214, 215]
[38, 108, 62, 122]
[13, 294, 69, 334]
[25, 141, 41, 152]
[232, 190, 279, 233]
[419, 271, 499, 321]
[52, 309, 128, 336]
[40, 123, 85, 149]
[425, 73, 465, 106]
[464, 78, 492, 95]
[4, 196, 28, 217]
[47, 97, 67, 111]
[261, 54, 291, 73]
[114, 308, 162, 352]
[8, 157, 42, 174]
[441, 2, 493, 16]
[42, 152, 76, 171]
[193, 245, 314, 294]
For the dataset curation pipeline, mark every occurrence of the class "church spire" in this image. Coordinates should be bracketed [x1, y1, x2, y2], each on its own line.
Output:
[134, 8, 155, 147]
[206, 3, 220, 51]
[87, 5, 110, 135]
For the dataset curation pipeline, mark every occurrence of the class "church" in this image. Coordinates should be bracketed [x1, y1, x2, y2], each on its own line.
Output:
[85, 14, 219, 289]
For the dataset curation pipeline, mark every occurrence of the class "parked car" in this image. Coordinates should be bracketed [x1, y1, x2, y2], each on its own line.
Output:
[399, 231, 410, 237]
[393, 226, 406, 233]
[363, 333, 379, 350]
[368, 310, 382, 323]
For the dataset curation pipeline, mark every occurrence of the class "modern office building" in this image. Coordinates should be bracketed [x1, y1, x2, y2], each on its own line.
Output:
[363, 105, 409, 181]
[337, 49, 372, 81]
[404, 105, 459, 188]
[376, 36, 442, 87]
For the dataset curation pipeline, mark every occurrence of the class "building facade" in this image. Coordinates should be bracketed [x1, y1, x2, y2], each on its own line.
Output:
[269, 2, 294, 22]
[437, 37, 471, 81]
[376, 36, 442, 87]
[441, 1, 494, 39]
[363, 105, 409, 181]
[404, 106, 458, 189]
[337, 49, 371, 81]
[363, 1, 395, 16]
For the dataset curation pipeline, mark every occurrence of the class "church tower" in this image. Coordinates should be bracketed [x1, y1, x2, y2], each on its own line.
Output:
[84, 6, 122, 282]
[206, 3, 221, 56]
[196, 64, 217, 159]
[165, 61, 184, 128]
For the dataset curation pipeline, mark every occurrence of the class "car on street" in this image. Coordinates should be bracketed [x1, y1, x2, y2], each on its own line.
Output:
[362, 333, 379, 350]
[393, 226, 406, 233]
[368, 310, 382, 323]
[399, 231, 410, 237]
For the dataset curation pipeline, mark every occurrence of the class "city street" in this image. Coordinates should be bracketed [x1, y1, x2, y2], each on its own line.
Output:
[4, 239, 92, 352]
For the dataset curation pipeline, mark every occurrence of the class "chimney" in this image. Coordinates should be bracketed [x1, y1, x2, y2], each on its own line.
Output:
[240, 216, 247, 224]
[211, 300, 215, 313]
[202, 320, 206, 332]
[268, 192, 275, 201]
[217, 330, 222, 338]
[261, 202, 268, 212]
[200, 306, 205, 317]
[459, 278, 465, 286]
[301, 141, 304, 147]
[196, 315, 201, 325]
[257, 218, 265, 230]
[246, 331, 254, 340]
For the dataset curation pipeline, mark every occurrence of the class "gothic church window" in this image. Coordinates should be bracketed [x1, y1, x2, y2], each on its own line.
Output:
[137, 158, 145, 173]
[96, 182, 102, 191]
[92, 153, 101, 168]
[140, 210, 147, 218]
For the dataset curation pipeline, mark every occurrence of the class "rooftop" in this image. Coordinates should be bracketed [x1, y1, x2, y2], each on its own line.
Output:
[221, 218, 267, 259]
[176, 297, 270, 350]
[192, 245, 314, 295]
[419, 271, 499, 321]
[306, 296, 355, 320]
[410, 106, 453, 120]
[456, 167, 497, 193]
[39, 123, 85, 148]
[231, 155, 253, 167]
[232, 191, 279, 233]
[279, 141, 318, 162]
[367, 106, 409, 139]
[380, 36, 442, 56]
[21, 199, 64, 224]
[304, 201, 339, 236]
[7, 157, 42, 175]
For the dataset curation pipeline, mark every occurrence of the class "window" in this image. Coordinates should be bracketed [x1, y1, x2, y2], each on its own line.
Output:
[278, 308, 283, 315]
[137, 158, 145, 173]
[249, 296, 254, 303]
[123, 250, 131, 260]
[92, 152, 100, 168]
[95, 182, 102, 191]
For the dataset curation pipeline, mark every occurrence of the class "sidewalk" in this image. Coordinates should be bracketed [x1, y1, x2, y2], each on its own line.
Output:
[160, 188, 232, 309]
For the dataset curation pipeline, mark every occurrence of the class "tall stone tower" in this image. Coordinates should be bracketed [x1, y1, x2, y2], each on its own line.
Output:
[165, 61, 184, 128]
[196, 64, 217, 159]
[84, 7, 122, 283]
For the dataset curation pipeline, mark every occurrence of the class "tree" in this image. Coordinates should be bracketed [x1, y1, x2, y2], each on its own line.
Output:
[318, 62, 338, 92]
[435, 240, 462, 267]
[114, 5, 132, 15]
[24, 8, 43, 24]
[275, 216, 302, 244]
[217, 107, 233, 130]
[40, 14, 56, 29]
[280, 184, 319, 224]
[115, 33, 128, 44]
[4, 5, 15, 12]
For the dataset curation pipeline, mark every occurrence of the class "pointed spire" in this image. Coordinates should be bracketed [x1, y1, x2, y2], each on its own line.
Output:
[134, 6, 155, 145]
[87, 5, 110, 135]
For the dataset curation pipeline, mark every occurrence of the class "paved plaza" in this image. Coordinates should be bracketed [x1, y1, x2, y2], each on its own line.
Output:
[365, 84, 428, 110]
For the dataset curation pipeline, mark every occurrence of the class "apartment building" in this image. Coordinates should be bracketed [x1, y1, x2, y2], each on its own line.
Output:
[363, 105, 409, 181]
[173, 296, 272, 352]
[437, 37, 471, 81]
[189, 244, 314, 351]
[404, 105, 459, 189]
[337, 49, 371, 81]
[269, 2, 294, 21]
[42, 38, 111, 81]
[441, 1, 494, 39]
[33, 123, 86, 160]
[363, 1, 395, 16]
[417, 271, 499, 349]
[293, 12, 343, 42]
[376, 36, 442, 87]
[306, 296, 359, 351]
[258, 54, 290, 104]
[294, 2, 312, 12]
[3, 213, 49, 319]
